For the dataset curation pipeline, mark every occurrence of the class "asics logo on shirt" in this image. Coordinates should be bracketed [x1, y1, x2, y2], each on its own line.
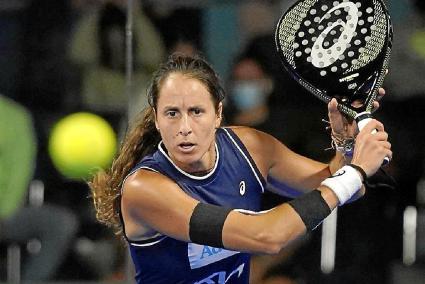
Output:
[239, 181, 246, 196]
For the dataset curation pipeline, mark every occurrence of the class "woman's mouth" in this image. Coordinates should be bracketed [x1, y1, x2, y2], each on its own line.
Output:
[178, 142, 195, 152]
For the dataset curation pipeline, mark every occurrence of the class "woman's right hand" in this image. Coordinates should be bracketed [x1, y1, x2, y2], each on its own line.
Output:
[350, 119, 392, 177]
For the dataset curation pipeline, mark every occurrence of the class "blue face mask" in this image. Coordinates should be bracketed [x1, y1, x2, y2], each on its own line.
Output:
[231, 81, 267, 111]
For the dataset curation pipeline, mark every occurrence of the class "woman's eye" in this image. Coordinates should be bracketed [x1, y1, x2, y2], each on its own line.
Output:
[192, 108, 202, 115]
[166, 111, 177, 117]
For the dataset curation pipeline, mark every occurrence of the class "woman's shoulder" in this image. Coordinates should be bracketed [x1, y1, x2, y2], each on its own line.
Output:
[123, 168, 169, 192]
[222, 126, 280, 176]
[224, 125, 276, 147]
[122, 168, 183, 210]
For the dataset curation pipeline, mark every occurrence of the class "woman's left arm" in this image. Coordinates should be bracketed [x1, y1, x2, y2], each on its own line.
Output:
[232, 127, 333, 194]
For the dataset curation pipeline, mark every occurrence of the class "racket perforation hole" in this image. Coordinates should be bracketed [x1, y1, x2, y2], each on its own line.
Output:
[320, 70, 327, 76]
[331, 66, 338, 72]
[321, 5, 328, 11]
[310, 9, 317, 15]
[366, 7, 373, 14]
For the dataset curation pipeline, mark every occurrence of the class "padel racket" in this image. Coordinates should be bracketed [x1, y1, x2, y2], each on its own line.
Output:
[275, 0, 393, 162]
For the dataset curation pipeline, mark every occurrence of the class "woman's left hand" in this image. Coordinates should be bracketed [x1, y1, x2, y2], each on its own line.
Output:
[327, 87, 386, 139]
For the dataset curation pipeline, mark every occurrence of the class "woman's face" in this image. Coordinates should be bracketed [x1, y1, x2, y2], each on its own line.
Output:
[154, 72, 222, 173]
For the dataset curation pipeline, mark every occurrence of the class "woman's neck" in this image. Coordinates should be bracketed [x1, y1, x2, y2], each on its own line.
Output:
[161, 141, 218, 177]
[186, 144, 217, 176]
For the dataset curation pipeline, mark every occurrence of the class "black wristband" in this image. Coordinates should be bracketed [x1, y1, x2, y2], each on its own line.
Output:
[348, 163, 368, 182]
[287, 190, 331, 231]
[189, 203, 232, 248]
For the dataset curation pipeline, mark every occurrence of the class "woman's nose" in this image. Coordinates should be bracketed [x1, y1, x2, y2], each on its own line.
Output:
[178, 116, 192, 136]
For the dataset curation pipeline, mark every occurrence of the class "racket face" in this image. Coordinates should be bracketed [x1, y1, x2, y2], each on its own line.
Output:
[275, 0, 393, 117]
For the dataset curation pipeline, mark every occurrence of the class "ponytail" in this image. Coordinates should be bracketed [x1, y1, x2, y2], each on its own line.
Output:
[89, 107, 160, 237]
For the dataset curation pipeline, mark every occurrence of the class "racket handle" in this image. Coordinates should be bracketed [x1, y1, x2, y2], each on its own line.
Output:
[355, 112, 390, 165]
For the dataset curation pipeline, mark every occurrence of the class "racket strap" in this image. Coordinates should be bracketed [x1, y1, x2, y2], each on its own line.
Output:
[330, 132, 355, 157]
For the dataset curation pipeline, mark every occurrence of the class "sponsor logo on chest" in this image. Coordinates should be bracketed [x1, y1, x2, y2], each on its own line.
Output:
[188, 243, 240, 269]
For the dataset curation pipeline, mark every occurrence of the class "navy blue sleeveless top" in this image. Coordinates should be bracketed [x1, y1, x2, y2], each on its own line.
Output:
[121, 127, 267, 283]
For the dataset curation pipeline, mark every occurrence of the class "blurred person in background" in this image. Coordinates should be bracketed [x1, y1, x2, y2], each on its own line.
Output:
[69, 0, 166, 127]
[0, 94, 78, 281]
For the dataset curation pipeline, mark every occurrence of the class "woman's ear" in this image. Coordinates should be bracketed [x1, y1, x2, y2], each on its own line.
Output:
[153, 108, 159, 131]
[216, 102, 223, 128]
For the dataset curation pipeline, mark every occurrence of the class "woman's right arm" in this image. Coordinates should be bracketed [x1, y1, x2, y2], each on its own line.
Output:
[122, 169, 339, 255]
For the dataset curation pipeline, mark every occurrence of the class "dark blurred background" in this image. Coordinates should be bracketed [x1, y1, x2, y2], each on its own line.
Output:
[0, 0, 424, 283]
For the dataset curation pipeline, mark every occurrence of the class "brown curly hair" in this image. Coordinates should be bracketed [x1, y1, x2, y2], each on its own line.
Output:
[88, 53, 225, 237]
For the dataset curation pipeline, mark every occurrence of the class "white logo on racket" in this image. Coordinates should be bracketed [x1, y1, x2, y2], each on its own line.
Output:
[239, 181, 246, 196]
[311, 2, 359, 68]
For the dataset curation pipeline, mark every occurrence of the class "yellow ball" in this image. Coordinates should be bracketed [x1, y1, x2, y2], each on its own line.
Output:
[48, 112, 117, 180]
